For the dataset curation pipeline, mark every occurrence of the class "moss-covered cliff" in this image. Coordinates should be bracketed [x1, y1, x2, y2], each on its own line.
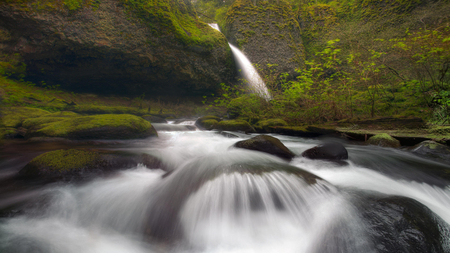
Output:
[224, 0, 304, 78]
[0, 0, 236, 97]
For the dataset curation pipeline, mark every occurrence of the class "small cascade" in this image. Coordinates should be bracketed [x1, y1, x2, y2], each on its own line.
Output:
[209, 23, 272, 100]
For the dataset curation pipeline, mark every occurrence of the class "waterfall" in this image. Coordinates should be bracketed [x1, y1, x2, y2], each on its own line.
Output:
[209, 23, 272, 100]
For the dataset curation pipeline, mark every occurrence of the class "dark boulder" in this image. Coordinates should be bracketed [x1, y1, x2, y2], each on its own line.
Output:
[352, 193, 449, 253]
[233, 135, 295, 160]
[302, 142, 348, 160]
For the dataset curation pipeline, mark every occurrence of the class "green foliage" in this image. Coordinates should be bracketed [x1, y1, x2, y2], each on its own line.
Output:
[205, 24, 449, 125]
[120, 0, 226, 49]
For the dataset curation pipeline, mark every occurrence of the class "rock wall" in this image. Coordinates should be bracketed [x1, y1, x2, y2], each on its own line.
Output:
[224, 0, 304, 78]
[0, 0, 236, 97]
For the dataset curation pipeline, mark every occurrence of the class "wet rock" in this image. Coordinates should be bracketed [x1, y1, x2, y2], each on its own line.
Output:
[367, 133, 401, 148]
[410, 140, 450, 163]
[302, 142, 348, 160]
[353, 193, 449, 253]
[18, 149, 164, 180]
[195, 115, 221, 130]
[142, 115, 167, 124]
[233, 135, 295, 160]
[145, 158, 325, 241]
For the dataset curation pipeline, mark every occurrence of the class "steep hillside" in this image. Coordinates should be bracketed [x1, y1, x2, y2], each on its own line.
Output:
[0, 0, 236, 97]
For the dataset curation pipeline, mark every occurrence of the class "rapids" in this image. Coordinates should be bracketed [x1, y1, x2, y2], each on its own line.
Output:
[1, 126, 450, 253]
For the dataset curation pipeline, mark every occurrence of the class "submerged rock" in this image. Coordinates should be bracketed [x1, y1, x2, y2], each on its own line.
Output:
[233, 135, 295, 160]
[302, 142, 348, 160]
[367, 133, 401, 148]
[26, 114, 157, 139]
[146, 157, 327, 241]
[19, 149, 163, 180]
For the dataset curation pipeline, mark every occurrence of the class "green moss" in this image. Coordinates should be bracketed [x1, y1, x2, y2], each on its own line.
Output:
[3, 0, 97, 12]
[35, 114, 156, 139]
[0, 127, 17, 139]
[215, 119, 255, 132]
[255, 118, 288, 132]
[70, 105, 149, 116]
[367, 133, 401, 148]
[201, 119, 218, 129]
[45, 111, 80, 117]
[120, 0, 227, 49]
[1, 107, 51, 128]
[26, 149, 100, 173]
[22, 117, 69, 129]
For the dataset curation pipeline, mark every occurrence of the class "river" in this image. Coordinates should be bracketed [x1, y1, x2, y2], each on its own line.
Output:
[1, 124, 450, 253]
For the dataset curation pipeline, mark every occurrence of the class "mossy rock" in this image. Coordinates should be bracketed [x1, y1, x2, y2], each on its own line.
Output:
[0, 107, 51, 128]
[22, 117, 69, 130]
[18, 149, 165, 179]
[19, 149, 104, 177]
[233, 135, 295, 160]
[215, 120, 255, 133]
[366, 133, 401, 148]
[29, 114, 157, 139]
[195, 115, 221, 130]
[302, 142, 348, 161]
[70, 105, 146, 116]
[254, 118, 288, 133]
[0, 127, 17, 139]
[410, 140, 450, 163]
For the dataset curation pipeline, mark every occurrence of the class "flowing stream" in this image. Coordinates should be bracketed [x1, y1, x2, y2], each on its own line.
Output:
[1, 123, 450, 253]
[209, 23, 272, 100]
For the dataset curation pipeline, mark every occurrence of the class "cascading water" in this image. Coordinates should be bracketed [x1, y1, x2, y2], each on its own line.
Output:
[1, 124, 450, 252]
[209, 23, 272, 100]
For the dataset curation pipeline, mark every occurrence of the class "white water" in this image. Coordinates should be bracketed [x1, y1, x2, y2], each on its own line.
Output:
[209, 24, 272, 100]
[1, 131, 450, 252]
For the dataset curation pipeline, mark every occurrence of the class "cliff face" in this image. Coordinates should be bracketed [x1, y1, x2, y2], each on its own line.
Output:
[0, 0, 236, 97]
[224, 0, 304, 78]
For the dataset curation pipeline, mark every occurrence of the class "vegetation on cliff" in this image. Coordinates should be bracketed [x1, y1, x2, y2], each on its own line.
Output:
[200, 0, 450, 128]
